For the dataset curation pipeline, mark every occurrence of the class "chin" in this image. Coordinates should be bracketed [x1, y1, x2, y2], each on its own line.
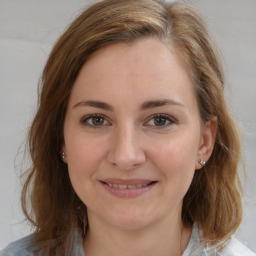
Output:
[111, 217, 150, 231]
[102, 208, 158, 231]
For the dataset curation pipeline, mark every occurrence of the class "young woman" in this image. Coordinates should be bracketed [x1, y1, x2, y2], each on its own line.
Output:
[1, 0, 255, 255]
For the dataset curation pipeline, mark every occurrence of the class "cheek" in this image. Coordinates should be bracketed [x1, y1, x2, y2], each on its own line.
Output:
[65, 135, 107, 186]
[152, 134, 198, 165]
[148, 133, 199, 187]
[66, 137, 108, 206]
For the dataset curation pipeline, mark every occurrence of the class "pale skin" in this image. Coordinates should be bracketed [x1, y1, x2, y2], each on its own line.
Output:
[62, 38, 217, 256]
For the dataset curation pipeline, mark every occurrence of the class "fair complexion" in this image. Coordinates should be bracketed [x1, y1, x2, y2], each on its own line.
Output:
[62, 38, 217, 256]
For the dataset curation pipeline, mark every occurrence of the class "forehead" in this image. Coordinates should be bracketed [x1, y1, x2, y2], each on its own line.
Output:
[69, 38, 197, 109]
[85, 38, 186, 78]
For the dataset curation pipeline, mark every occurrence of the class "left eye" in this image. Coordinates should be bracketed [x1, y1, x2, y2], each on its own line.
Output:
[81, 114, 109, 127]
[145, 114, 175, 127]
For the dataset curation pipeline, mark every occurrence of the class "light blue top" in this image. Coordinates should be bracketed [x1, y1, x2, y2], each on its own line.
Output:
[1, 223, 255, 256]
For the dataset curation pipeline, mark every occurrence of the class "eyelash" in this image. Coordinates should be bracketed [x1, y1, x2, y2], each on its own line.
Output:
[80, 113, 176, 128]
[144, 113, 176, 128]
[80, 114, 110, 128]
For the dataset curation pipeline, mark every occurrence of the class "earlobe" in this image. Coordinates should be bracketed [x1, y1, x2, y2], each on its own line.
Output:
[61, 152, 66, 160]
[60, 145, 68, 164]
[196, 116, 217, 170]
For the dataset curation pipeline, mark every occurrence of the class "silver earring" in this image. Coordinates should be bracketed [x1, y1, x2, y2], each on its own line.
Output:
[198, 158, 206, 167]
[61, 152, 66, 160]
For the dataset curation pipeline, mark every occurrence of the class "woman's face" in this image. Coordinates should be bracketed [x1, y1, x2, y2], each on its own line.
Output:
[63, 38, 215, 230]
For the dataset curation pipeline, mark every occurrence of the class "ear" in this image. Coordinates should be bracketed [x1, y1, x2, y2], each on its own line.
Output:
[195, 116, 217, 170]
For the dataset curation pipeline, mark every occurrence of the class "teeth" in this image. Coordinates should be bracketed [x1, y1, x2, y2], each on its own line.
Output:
[119, 184, 128, 189]
[127, 185, 136, 189]
[105, 182, 152, 189]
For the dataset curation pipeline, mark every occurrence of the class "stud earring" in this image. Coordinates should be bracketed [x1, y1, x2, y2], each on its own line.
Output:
[198, 158, 206, 167]
[61, 152, 66, 160]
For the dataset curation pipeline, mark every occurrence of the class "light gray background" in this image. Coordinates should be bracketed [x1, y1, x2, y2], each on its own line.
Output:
[0, 0, 255, 252]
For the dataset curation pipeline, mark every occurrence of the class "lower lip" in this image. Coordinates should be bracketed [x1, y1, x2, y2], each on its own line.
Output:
[100, 182, 157, 198]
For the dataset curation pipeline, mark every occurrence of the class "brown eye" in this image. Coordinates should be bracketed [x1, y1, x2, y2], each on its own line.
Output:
[154, 117, 167, 126]
[145, 114, 175, 128]
[92, 116, 105, 126]
[81, 114, 109, 127]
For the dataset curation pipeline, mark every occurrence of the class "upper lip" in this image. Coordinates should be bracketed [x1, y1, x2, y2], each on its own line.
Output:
[100, 178, 156, 185]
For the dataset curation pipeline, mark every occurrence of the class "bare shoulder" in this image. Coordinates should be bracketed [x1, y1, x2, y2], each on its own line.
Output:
[0, 234, 36, 256]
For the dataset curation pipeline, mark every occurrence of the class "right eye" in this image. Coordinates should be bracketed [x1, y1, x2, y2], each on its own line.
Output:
[81, 114, 110, 127]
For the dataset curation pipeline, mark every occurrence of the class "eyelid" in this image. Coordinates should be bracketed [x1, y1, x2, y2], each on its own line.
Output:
[80, 113, 111, 127]
[144, 113, 176, 128]
[80, 113, 176, 129]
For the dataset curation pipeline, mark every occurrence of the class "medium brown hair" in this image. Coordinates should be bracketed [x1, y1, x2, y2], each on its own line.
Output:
[22, 0, 242, 254]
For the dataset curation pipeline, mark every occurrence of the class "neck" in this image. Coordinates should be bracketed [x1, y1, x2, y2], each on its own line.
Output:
[83, 210, 192, 256]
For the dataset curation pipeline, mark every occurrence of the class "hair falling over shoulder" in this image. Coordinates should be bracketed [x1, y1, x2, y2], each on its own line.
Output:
[21, 0, 243, 254]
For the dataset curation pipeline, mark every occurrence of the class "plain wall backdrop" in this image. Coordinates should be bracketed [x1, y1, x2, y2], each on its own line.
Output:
[0, 0, 255, 251]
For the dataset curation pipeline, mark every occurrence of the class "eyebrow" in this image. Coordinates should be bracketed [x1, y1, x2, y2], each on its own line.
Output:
[140, 99, 185, 110]
[72, 99, 184, 111]
[73, 100, 113, 111]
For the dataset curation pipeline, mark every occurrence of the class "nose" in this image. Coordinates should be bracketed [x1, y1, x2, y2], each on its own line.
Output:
[106, 125, 146, 171]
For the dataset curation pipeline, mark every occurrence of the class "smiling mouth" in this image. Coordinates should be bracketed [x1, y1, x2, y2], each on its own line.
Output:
[102, 181, 156, 189]
[99, 179, 158, 198]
